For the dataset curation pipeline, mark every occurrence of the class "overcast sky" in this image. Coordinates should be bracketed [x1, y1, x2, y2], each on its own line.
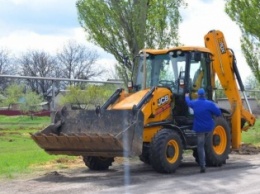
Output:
[0, 0, 252, 81]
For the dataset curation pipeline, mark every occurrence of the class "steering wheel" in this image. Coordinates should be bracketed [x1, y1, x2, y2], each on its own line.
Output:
[158, 80, 175, 89]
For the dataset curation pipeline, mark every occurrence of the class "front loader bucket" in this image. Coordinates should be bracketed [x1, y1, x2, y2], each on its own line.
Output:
[31, 107, 144, 157]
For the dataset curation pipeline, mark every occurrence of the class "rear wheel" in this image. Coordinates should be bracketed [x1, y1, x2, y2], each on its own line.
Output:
[83, 156, 114, 170]
[150, 129, 183, 173]
[205, 117, 231, 166]
[192, 117, 231, 166]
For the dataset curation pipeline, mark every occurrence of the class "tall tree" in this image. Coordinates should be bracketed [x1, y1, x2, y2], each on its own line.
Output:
[56, 40, 105, 88]
[225, 0, 260, 83]
[0, 48, 16, 90]
[17, 50, 58, 98]
[76, 0, 186, 83]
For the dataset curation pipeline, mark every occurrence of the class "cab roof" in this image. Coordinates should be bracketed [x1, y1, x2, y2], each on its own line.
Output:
[140, 46, 212, 55]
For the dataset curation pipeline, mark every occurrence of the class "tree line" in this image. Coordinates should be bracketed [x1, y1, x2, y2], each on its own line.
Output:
[0, 40, 108, 100]
[1, 0, 260, 104]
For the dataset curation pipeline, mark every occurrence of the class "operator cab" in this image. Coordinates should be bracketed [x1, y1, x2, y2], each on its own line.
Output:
[133, 47, 213, 121]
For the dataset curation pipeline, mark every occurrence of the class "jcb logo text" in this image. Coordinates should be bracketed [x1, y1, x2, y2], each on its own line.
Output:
[158, 95, 169, 106]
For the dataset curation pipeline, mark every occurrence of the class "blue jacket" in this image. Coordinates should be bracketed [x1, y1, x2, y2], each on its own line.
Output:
[185, 96, 221, 133]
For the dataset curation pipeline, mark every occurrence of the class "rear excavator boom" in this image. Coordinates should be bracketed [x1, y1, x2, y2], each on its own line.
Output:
[204, 30, 256, 149]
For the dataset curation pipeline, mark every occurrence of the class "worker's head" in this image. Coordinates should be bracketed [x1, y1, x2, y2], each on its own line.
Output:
[197, 88, 205, 97]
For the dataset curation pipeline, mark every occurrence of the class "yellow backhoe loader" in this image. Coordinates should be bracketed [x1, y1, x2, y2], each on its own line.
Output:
[31, 30, 255, 173]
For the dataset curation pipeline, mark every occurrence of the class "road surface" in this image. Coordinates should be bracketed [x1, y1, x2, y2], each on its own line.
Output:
[0, 154, 260, 194]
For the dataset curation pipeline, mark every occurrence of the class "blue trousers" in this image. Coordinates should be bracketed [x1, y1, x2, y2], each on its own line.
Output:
[197, 132, 209, 168]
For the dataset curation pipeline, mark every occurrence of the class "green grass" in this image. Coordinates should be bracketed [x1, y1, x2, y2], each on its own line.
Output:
[0, 115, 50, 123]
[242, 119, 260, 146]
[0, 115, 51, 130]
[0, 116, 75, 179]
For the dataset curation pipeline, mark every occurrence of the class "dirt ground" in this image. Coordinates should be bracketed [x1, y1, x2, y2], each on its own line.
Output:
[231, 143, 260, 154]
[1, 144, 260, 194]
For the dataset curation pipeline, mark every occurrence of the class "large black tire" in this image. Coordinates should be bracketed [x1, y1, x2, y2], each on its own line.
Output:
[205, 117, 231, 166]
[150, 129, 183, 173]
[83, 156, 114, 170]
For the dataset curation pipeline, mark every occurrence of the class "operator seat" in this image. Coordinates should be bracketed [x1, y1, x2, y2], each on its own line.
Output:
[191, 68, 204, 99]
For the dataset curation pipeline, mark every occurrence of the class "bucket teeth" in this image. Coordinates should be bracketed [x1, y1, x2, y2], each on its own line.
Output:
[31, 133, 124, 156]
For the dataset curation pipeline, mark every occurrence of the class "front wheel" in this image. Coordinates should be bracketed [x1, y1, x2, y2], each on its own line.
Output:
[205, 117, 231, 166]
[83, 156, 114, 170]
[150, 129, 183, 173]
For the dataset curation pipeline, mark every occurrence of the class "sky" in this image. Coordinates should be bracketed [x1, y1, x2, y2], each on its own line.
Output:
[0, 0, 252, 81]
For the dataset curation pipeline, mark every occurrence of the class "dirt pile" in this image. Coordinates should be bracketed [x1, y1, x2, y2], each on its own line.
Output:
[231, 143, 260, 155]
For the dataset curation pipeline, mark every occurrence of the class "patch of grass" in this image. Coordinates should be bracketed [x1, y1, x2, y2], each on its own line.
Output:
[0, 115, 50, 123]
[0, 129, 63, 179]
[0, 115, 50, 130]
[242, 119, 260, 146]
[0, 116, 76, 179]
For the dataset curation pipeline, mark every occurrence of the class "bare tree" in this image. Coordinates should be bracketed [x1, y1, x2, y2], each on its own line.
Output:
[17, 50, 58, 98]
[57, 40, 105, 87]
[0, 48, 16, 90]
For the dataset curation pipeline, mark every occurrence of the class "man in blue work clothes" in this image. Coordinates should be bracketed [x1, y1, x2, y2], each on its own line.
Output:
[185, 88, 221, 173]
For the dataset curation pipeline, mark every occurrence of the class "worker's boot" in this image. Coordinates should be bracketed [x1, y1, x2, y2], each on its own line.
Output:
[200, 167, 206, 173]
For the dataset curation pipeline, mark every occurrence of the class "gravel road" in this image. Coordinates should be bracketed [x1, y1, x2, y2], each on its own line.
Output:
[1, 153, 260, 194]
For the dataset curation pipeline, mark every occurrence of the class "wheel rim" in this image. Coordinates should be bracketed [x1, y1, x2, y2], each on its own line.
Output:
[166, 140, 179, 163]
[213, 126, 227, 155]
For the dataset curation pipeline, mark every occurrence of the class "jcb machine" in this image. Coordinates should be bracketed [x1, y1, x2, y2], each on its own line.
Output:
[32, 30, 255, 173]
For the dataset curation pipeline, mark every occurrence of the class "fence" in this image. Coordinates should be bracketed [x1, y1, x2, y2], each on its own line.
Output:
[1, 74, 260, 118]
[0, 109, 51, 116]
[0, 74, 124, 121]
